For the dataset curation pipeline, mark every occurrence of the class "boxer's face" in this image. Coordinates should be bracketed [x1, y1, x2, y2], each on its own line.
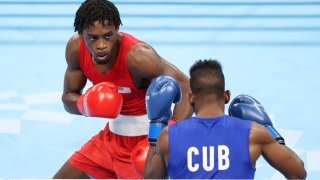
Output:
[82, 20, 119, 64]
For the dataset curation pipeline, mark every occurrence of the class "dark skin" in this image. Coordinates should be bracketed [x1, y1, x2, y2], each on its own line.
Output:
[54, 21, 193, 178]
[144, 91, 307, 179]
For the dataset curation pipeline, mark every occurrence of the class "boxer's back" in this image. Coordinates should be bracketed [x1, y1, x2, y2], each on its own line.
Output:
[168, 115, 255, 179]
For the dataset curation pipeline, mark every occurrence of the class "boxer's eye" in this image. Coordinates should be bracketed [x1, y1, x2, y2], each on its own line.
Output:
[104, 33, 113, 39]
[87, 35, 98, 41]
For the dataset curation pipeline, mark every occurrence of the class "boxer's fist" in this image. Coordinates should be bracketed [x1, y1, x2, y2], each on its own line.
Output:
[131, 138, 149, 178]
[228, 94, 285, 145]
[146, 75, 181, 145]
[77, 82, 123, 118]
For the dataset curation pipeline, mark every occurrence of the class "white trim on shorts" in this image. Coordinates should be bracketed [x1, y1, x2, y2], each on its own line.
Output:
[108, 114, 149, 136]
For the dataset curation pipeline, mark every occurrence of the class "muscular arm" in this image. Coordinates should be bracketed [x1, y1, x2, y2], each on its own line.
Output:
[250, 123, 307, 179]
[144, 127, 169, 179]
[127, 43, 193, 121]
[62, 35, 87, 114]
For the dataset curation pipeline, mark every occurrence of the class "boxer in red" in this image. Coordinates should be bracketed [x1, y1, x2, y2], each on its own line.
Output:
[53, 0, 193, 178]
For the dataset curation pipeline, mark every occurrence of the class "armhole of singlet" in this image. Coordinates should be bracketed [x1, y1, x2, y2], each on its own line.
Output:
[121, 33, 146, 88]
[246, 121, 257, 171]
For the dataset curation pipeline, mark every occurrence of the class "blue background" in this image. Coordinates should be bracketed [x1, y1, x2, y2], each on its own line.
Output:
[0, 0, 319, 178]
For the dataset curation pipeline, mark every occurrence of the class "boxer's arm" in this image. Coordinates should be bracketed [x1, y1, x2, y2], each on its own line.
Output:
[62, 35, 87, 115]
[144, 127, 168, 179]
[251, 123, 307, 179]
[127, 43, 193, 121]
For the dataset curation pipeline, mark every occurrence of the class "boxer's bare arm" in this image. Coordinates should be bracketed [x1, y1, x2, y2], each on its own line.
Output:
[144, 127, 169, 179]
[250, 123, 307, 179]
[62, 35, 87, 114]
[127, 43, 193, 121]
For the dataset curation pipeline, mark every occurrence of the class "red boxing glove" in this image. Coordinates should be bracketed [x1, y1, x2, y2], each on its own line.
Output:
[77, 86, 94, 115]
[131, 138, 149, 178]
[77, 94, 86, 115]
[131, 119, 177, 177]
[77, 82, 123, 118]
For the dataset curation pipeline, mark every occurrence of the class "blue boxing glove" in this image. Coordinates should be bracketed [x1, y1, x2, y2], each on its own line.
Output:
[146, 75, 182, 146]
[228, 94, 285, 145]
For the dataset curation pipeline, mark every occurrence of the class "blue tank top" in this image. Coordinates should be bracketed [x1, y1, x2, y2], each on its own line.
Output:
[168, 115, 255, 179]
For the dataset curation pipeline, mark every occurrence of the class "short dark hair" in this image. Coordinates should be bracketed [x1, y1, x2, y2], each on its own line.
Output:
[189, 59, 225, 100]
[74, 0, 122, 33]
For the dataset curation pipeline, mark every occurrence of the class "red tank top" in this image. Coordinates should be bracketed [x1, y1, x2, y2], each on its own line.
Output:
[79, 32, 147, 115]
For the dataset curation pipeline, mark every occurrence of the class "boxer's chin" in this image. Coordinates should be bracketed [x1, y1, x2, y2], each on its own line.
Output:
[94, 55, 109, 64]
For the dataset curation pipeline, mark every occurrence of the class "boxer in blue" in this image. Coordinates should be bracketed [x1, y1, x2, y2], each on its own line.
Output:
[143, 59, 306, 179]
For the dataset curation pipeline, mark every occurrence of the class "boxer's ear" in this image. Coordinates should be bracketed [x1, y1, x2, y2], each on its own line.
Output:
[188, 91, 195, 106]
[225, 90, 231, 104]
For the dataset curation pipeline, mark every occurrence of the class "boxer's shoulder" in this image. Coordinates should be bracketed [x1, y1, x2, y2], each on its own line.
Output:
[250, 122, 275, 145]
[127, 43, 158, 64]
[65, 34, 81, 69]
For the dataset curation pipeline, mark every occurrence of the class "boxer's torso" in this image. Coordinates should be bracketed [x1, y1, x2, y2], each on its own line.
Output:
[79, 32, 147, 116]
[168, 115, 256, 179]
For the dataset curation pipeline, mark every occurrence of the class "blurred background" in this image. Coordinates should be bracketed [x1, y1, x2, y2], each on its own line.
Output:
[0, 0, 319, 178]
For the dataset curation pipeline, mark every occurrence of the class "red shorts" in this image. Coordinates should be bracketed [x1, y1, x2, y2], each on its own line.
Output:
[69, 123, 147, 179]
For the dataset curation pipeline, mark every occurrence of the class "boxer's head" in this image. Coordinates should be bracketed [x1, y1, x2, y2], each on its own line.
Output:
[189, 59, 230, 108]
[74, 0, 122, 64]
[74, 0, 122, 34]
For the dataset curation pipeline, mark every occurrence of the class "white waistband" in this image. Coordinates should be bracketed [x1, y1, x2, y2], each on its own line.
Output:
[108, 114, 149, 136]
